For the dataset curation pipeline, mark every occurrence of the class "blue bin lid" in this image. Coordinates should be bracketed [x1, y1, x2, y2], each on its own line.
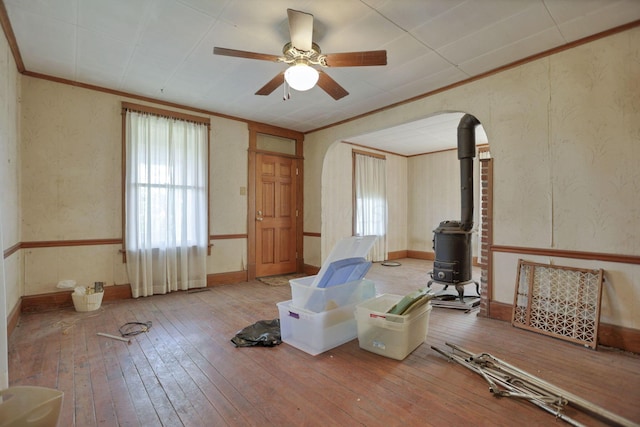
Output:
[315, 257, 372, 288]
[310, 236, 377, 288]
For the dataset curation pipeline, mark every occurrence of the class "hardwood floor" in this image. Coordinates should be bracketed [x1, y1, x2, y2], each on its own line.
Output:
[7, 258, 640, 426]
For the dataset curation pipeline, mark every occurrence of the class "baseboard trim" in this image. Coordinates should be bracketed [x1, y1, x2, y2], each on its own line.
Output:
[406, 250, 434, 260]
[487, 300, 640, 354]
[19, 271, 248, 313]
[104, 284, 132, 300]
[303, 250, 478, 272]
[15, 267, 639, 353]
[21, 290, 75, 313]
[303, 264, 320, 275]
[487, 300, 512, 321]
[597, 323, 640, 354]
[207, 270, 247, 286]
[7, 299, 21, 338]
[386, 250, 408, 260]
[21, 284, 133, 313]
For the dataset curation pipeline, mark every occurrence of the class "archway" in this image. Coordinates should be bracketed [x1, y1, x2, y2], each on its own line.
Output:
[319, 111, 492, 315]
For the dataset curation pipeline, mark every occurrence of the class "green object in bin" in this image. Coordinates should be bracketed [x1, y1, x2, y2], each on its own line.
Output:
[387, 288, 434, 315]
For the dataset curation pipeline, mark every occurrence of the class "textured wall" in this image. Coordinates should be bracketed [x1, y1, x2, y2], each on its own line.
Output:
[305, 27, 640, 329]
[7, 25, 639, 330]
[320, 142, 407, 262]
[21, 82, 122, 242]
[407, 149, 481, 254]
[548, 34, 639, 254]
[19, 78, 249, 295]
[320, 143, 358, 258]
[1, 15, 21, 388]
[0, 27, 21, 315]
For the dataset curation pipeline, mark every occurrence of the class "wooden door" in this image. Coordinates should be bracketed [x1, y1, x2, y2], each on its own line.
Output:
[255, 153, 298, 277]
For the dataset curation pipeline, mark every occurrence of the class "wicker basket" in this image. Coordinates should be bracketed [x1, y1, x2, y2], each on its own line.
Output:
[72, 291, 104, 312]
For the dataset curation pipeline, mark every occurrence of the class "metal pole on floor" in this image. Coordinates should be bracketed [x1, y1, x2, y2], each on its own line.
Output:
[432, 342, 639, 427]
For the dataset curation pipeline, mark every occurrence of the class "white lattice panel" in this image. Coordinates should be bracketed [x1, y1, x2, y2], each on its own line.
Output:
[512, 260, 604, 349]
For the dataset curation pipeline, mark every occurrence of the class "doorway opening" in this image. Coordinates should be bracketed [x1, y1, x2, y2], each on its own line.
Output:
[319, 111, 493, 314]
[247, 124, 304, 280]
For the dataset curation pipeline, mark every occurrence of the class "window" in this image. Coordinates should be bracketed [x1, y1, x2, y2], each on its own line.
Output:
[122, 103, 210, 297]
[353, 150, 387, 261]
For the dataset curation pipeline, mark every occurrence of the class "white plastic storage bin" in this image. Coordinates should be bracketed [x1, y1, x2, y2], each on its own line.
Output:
[355, 294, 432, 360]
[290, 277, 375, 312]
[277, 300, 360, 355]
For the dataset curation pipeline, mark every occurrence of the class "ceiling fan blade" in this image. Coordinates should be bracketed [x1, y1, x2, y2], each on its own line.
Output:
[316, 71, 349, 100]
[323, 50, 387, 67]
[287, 9, 313, 51]
[214, 47, 281, 62]
[255, 71, 285, 96]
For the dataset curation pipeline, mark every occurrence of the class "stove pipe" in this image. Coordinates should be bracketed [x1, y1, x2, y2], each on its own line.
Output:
[458, 114, 480, 232]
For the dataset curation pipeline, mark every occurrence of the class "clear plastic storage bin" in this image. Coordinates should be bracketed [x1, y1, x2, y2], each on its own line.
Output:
[276, 235, 378, 355]
[278, 299, 361, 355]
[290, 277, 375, 312]
[355, 294, 432, 360]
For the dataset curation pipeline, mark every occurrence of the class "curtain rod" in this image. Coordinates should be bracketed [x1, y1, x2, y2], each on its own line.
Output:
[122, 101, 210, 126]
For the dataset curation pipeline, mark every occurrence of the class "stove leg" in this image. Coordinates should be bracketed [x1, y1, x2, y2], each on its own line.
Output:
[454, 284, 465, 302]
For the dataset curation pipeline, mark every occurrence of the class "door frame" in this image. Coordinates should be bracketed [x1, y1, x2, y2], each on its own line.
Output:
[247, 123, 304, 280]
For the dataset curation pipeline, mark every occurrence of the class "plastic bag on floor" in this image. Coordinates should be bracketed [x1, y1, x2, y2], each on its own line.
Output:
[231, 319, 281, 347]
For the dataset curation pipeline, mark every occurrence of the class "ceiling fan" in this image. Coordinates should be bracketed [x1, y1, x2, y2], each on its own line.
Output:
[213, 9, 387, 100]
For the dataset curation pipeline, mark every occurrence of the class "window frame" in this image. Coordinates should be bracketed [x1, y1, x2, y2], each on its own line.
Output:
[121, 102, 211, 262]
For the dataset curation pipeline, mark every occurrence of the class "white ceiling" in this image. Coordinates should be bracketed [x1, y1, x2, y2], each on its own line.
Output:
[345, 112, 488, 156]
[4, 0, 640, 155]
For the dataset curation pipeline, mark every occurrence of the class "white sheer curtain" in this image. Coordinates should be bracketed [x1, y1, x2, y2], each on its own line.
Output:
[354, 153, 387, 262]
[125, 110, 208, 298]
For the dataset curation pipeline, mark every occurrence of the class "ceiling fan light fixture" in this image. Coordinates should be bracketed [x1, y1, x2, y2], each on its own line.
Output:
[284, 63, 319, 91]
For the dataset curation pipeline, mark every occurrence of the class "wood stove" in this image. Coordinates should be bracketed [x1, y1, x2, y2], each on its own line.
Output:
[432, 220, 473, 283]
[428, 114, 480, 303]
